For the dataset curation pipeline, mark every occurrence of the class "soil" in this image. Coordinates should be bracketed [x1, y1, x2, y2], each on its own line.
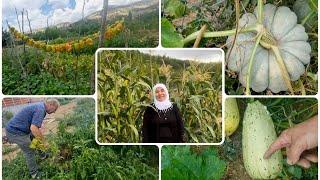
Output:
[2, 101, 76, 161]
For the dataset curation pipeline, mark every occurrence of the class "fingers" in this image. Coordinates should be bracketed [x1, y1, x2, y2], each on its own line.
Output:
[295, 158, 311, 168]
[264, 130, 291, 159]
[302, 152, 318, 163]
[286, 140, 308, 165]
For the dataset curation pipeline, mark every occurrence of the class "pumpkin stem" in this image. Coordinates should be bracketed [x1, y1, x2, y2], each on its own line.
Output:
[257, 0, 264, 24]
[183, 25, 258, 45]
[245, 32, 263, 95]
[271, 46, 294, 95]
[260, 28, 277, 49]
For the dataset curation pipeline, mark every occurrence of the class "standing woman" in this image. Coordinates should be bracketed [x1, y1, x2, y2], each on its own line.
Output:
[142, 83, 185, 143]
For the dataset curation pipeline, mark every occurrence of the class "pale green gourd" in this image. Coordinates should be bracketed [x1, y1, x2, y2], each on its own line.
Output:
[242, 101, 282, 179]
[227, 4, 311, 93]
[224, 98, 240, 136]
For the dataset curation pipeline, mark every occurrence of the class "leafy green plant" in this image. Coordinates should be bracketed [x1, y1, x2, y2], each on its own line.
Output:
[162, 146, 226, 180]
[2, 48, 93, 95]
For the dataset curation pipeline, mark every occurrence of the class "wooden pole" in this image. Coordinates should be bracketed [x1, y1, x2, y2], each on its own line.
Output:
[98, 0, 109, 47]
[14, 7, 21, 32]
[26, 10, 32, 34]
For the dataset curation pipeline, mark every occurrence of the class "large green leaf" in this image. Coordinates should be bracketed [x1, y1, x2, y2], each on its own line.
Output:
[161, 18, 184, 48]
[164, 0, 186, 18]
[162, 146, 226, 180]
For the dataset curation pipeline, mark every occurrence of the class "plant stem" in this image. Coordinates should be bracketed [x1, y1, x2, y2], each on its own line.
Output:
[257, 0, 264, 24]
[271, 46, 294, 95]
[245, 32, 263, 95]
[298, 79, 306, 95]
[183, 25, 258, 45]
[193, 24, 207, 48]
[301, 11, 315, 25]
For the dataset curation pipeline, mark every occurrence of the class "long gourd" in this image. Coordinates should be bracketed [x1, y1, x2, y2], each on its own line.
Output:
[242, 101, 282, 179]
[225, 98, 240, 136]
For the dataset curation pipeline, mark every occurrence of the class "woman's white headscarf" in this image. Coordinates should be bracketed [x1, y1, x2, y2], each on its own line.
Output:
[152, 83, 173, 112]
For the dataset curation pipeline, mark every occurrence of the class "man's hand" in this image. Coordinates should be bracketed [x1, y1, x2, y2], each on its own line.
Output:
[264, 115, 318, 168]
[30, 124, 44, 140]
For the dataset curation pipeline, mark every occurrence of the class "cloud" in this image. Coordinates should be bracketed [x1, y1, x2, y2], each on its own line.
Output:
[3, 0, 145, 31]
[47, 0, 69, 11]
[2, 0, 46, 30]
[49, 0, 102, 26]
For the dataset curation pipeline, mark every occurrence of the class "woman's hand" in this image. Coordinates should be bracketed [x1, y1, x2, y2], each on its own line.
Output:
[264, 115, 318, 168]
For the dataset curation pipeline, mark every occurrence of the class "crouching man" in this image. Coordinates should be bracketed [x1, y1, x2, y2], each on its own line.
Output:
[5, 99, 60, 179]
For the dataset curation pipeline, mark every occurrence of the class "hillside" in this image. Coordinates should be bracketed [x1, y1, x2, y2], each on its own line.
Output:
[34, 0, 158, 32]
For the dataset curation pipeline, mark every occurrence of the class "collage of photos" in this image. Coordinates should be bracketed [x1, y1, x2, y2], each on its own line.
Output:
[1, 0, 319, 179]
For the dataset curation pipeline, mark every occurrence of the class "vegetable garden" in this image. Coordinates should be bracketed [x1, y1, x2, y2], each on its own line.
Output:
[162, 0, 318, 95]
[2, 99, 159, 179]
[3, 20, 113, 95]
[2, 1, 159, 95]
[98, 50, 222, 143]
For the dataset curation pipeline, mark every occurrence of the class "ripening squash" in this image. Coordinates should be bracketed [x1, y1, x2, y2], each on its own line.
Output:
[93, 32, 99, 38]
[226, 4, 311, 93]
[224, 98, 240, 136]
[79, 40, 85, 49]
[14, 32, 22, 39]
[73, 43, 80, 51]
[34, 42, 41, 48]
[242, 101, 282, 179]
[40, 43, 46, 50]
[65, 43, 72, 52]
[26, 39, 35, 46]
[21, 35, 29, 41]
[53, 45, 60, 53]
[85, 38, 93, 46]
[45, 45, 53, 52]
[59, 44, 65, 52]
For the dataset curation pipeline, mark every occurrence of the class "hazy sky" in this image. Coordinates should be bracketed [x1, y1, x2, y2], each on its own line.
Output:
[138, 49, 223, 63]
[3, 0, 143, 31]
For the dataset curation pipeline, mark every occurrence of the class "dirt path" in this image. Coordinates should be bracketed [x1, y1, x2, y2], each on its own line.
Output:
[2, 101, 77, 161]
[42, 101, 77, 135]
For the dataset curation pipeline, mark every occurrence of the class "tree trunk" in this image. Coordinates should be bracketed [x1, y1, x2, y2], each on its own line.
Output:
[26, 10, 32, 34]
[15, 7, 21, 32]
[94, 0, 109, 93]
[98, 0, 109, 48]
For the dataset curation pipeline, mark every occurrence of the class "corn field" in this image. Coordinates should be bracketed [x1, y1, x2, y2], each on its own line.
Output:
[98, 50, 222, 143]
